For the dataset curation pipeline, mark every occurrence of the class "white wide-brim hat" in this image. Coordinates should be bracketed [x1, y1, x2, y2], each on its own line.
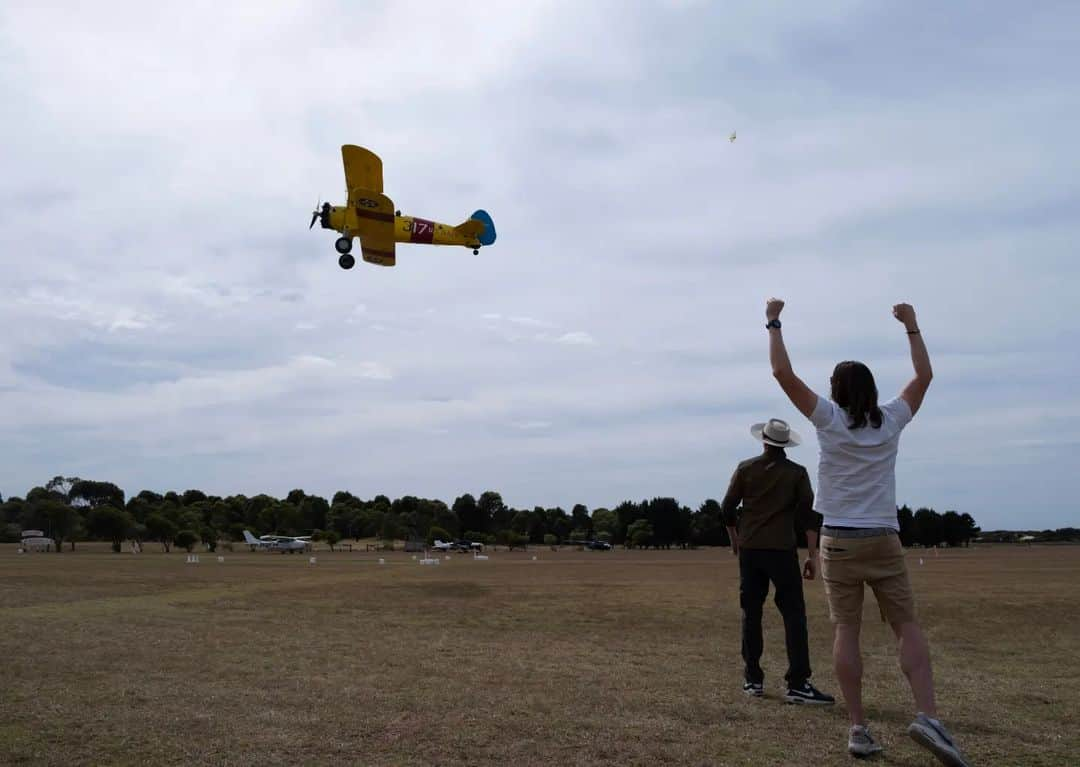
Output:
[750, 418, 802, 448]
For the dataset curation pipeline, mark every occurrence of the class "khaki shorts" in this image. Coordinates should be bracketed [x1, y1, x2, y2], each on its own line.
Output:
[820, 531, 916, 625]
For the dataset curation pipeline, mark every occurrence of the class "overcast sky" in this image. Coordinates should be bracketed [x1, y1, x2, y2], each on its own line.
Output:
[2, 1, 1077, 529]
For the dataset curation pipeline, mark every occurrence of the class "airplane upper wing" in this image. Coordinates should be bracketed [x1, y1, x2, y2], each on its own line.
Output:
[342, 145, 383, 199]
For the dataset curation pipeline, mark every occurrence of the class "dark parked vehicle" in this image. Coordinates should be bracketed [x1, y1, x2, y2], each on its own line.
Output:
[585, 540, 613, 550]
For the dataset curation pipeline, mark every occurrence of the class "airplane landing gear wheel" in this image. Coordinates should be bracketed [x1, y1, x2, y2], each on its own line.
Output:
[473, 249, 479, 255]
[339, 253, 355, 270]
[335, 236, 353, 254]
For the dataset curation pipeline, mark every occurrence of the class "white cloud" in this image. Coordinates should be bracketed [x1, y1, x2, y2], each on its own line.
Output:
[556, 332, 596, 346]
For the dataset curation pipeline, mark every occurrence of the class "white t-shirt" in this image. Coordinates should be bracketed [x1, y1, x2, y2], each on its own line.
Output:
[810, 395, 913, 530]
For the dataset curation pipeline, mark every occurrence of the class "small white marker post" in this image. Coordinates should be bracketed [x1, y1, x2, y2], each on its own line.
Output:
[378, 558, 385, 565]
[309, 556, 317, 565]
[217, 556, 225, 563]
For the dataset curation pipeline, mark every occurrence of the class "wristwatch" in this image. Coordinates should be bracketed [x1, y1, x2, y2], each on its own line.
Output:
[766, 319, 782, 330]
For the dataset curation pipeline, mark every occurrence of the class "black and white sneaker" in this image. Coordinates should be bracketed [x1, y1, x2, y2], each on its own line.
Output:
[742, 681, 764, 697]
[784, 681, 835, 705]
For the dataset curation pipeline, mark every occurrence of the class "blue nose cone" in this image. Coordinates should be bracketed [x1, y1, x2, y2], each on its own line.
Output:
[471, 209, 497, 246]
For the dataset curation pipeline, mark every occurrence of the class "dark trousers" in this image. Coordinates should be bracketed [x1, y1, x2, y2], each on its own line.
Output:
[739, 548, 811, 687]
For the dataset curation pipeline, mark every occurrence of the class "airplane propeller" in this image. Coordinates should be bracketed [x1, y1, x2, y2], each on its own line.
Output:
[309, 199, 322, 230]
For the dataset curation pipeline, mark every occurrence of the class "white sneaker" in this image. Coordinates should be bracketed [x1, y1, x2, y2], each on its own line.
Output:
[907, 713, 971, 767]
[848, 725, 884, 758]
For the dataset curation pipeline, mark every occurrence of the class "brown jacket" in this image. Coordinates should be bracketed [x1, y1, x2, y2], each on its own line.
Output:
[721, 448, 820, 550]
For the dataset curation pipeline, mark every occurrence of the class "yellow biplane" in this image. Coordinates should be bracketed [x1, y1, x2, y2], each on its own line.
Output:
[310, 145, 497, 269]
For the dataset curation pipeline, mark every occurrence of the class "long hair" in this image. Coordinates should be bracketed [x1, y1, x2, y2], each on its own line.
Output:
[831, 361, 883, 429]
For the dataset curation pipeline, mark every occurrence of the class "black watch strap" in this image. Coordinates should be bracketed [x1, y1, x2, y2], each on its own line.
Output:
[766, 319, 782, 330]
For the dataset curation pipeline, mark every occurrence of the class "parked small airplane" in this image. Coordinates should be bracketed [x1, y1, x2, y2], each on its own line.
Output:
[243, 530, 311, 553]
[310, 145, 497, 270]
[432, 539, 484, 552]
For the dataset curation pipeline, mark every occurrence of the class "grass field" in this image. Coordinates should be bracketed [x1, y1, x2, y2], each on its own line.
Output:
[1, 544, 1078, 766]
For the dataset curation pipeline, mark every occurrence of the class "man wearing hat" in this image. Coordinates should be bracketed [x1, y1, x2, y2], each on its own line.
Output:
[721, 418, 833, 704]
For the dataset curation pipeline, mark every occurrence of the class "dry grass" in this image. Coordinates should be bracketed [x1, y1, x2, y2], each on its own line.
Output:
[1, 544, 1078, 766]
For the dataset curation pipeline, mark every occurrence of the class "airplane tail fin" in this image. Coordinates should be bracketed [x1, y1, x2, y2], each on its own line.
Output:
[455, 210, 496, 246]
[243, 530, 260, 545]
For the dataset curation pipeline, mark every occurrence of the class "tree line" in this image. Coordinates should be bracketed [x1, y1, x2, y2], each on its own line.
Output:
[1, 476, 980, 552]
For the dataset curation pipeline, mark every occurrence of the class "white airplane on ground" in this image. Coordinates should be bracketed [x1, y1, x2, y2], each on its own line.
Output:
[432, 539, 485, 552]
[243, 530, 311, 553]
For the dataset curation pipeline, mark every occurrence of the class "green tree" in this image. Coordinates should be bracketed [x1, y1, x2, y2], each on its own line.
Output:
[543, 533, 557, 549]
[379, 514, 402, 544]
[692, 499, 729, 547]
[548, 508, 572, 543]
[327, 504, 361, 540]
[960, 513, 980, 546]
[478, 491, 507, 532]
[45, 475, 81, 498]
[627, 519, 654, 549]
[571, 504, 592, 537]
[200, 526, 219, 553]
[614, 500, 642, 545]
[913, 508, 943, 547]
[897, 505, 916, 546]
[453, 494, 483, 535]
[70, 480, 125, 509]
[175, 529, 199, 553]
[87, 506, 135, 552]
[300, 495, 330, 531]
[146, 514, 178, 552]
[42, 500, 81, 553]
[181, 489, 207, 506]
[136, 490, 164, 505]
[591, 508, 617, 540]
[324, 530, 341, 551]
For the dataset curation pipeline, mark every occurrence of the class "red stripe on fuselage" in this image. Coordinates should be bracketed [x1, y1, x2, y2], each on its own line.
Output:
[356, 209, 395, 223]
[409, 218, 435, 244]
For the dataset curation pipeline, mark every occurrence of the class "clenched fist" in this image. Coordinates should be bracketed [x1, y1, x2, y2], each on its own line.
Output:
[766, 298, 785, 321]
[893, 303, 918, 331]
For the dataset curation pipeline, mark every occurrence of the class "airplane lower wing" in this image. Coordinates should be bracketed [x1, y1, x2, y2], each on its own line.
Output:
[361, 240, 396, 267]
[351, 190, 396, 266]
